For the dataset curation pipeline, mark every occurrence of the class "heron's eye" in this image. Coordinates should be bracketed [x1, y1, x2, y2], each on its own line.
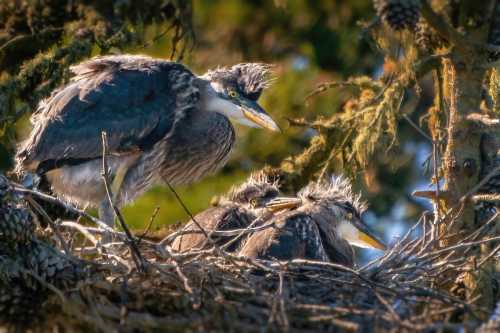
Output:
[228, 90, 238, 98]
[250, 198, 258, 207]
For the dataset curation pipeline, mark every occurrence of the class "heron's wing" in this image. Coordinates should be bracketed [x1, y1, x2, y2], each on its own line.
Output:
[239, 212, 328, 261]
[317, 227, 354, 266]
[17, 55, 199, 172]
[238, 226, 276, 258]
[171, 205, 252, 252]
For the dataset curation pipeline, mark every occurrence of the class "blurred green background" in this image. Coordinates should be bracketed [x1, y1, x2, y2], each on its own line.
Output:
[2, 0, 430, 240]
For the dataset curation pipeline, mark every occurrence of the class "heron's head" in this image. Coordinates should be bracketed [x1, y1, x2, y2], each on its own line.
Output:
[221, 172, 299, 212]
[202, 63, 280, 132]
[269, 176, 386, 251]
[225, 172, 281, 210]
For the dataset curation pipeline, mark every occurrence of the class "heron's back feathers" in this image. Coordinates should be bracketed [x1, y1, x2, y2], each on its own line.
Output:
[16, 55, 199, 174]
[238, 211, 331, 262]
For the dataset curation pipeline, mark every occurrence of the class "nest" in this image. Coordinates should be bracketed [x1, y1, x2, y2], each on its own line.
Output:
[0, 175, 498, 332]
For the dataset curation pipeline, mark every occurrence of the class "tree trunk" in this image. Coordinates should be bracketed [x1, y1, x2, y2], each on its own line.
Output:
[427, 0, 499, 316]
[441, 54, 493, 312]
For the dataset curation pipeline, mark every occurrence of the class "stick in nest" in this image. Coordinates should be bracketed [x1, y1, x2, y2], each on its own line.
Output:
[101, 131, 147, 272]
[161, 175, 241, 267]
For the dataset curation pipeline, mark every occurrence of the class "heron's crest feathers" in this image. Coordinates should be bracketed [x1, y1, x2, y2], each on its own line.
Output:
[299, 176, 368, 214]
[205, 63, 275, 101]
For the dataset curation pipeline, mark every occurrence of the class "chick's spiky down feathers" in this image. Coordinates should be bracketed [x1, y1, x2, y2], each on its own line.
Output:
[171, 172, 280, 253]
[298, 176, 368, 214]
[224, 171, 279, 205]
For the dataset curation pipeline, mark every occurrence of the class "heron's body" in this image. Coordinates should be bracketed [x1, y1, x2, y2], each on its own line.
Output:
[171, 173, 285, 252]
[17, 56, 234, 208]
[238, 204, 354, 266]
[239, 177, 386, 266]
[172, 203, 254, 252]
[16, 55, 278, 227]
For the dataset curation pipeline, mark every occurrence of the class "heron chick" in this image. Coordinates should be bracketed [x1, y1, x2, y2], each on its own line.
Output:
[15, 55, 279, 228]
[239, 176, 386, 266]
[171, 172, 300, 252]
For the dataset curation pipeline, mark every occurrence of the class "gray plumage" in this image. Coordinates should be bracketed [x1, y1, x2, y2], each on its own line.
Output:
[238, 210, 336, 263]
[239, 176, 386, 267]
[171, 173, 280, 253]
[15, 55, 278, 227]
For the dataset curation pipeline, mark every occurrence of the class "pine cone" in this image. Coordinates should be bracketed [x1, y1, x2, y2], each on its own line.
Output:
[415, 18, 449, 51]
[374, 0, 422, 31]
[0, 257, 46, 326]
[0, 283, 44, 325]
[0, 242, 85, 326]
[27, 241, 84, 288]
[0, 204, 35, 245]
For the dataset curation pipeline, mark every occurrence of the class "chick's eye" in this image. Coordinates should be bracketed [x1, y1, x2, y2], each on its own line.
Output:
[346, 212, 353, 220]
[228, 90, 238, 98]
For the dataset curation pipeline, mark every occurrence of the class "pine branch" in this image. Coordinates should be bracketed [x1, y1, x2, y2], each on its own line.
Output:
[420, 1, 467, 49]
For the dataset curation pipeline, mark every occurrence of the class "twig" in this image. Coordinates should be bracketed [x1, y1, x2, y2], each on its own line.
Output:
[477, 241, 500, 268]
[25, 195, 71, 254]
[403, 114, 433, 142]
[101, 131, 146, 272]
[137, 206, 160, 244]
[221, 212, 274, 250]
[161, 175, 241, 267]
[161, 221, 277, 248]
[13, 185, 114, 232]
[471, 194, 500, 202]
[461, 165, 500, 202]
[60, 221, 99, 245]
[304, 81, 360, 104]
[162, 177, 212, 243]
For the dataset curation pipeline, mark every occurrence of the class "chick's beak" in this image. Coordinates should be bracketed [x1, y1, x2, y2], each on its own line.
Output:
[241, 99, 280, 132]
[339, 218, 387, 251]
[357, 230, 387, 251]
[265, 197, 302, 212]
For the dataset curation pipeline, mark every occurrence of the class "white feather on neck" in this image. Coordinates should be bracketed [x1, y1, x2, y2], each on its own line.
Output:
[204, 82, 260, 128]
[337, 220, 373, 249]
[206, 95, 240, 117]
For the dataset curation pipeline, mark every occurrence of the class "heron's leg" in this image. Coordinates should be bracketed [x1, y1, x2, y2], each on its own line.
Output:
[98, 199, 115, 229]
[99, 162, 129, 228]
[98, 199, 115, 243]
[111, 164, 129, 201]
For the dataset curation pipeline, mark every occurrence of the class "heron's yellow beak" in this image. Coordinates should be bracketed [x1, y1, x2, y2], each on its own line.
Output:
[265, 197, 302, 212]
[338, 220, 386, 251]
[357, 231, 387, 251]
[241, 99, 280, 132]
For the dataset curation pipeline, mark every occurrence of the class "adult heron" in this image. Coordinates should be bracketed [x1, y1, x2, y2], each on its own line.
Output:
[239, 177, 386, 266]
[15, 55, 279, 227]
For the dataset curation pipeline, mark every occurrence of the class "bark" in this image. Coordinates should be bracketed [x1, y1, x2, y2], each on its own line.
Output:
[422, 0, 499, 316]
